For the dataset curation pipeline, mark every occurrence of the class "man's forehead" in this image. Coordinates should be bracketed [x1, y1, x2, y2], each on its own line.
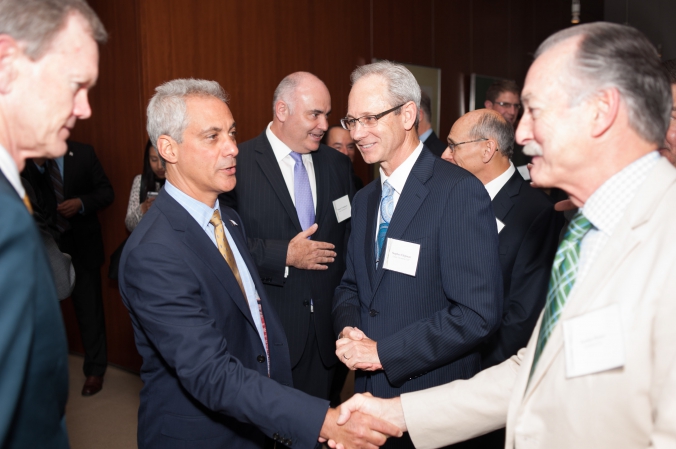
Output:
[496, 91, 520, 101]
[186, 96, 233, 126]
[348, 75, 389, 113]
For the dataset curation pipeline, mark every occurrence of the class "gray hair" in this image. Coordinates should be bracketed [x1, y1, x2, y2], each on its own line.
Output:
[468, 111, 515, 158]
[272, 73, 300, 115]
[535, 22, 671, 145]
[147, 79, 229, 165]
[350, 60, 421, 128]
[0, 0, 107, 60]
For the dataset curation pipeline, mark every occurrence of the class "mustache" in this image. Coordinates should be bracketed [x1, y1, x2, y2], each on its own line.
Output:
[523, 142, 543, 157]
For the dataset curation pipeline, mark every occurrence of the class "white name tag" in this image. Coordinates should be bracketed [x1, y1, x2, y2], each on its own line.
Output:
[496, 218, 505, 233]
[382, 238, 420, 277]
[333, 195, 351, 223]
[563, 304, 625, 378]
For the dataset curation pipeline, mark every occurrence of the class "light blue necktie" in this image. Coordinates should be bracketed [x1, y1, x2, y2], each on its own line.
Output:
[375, 181, 394, 266]
[289, 152, 315, 232]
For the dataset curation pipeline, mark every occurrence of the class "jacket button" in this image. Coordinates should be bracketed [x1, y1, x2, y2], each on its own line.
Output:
[303, 300, 310, 306]
[257, 355, 266, 363]
[369, 309, 379, 317]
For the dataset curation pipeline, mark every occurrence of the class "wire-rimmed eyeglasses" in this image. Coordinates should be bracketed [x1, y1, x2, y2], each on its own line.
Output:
[447, 138, 488, 153]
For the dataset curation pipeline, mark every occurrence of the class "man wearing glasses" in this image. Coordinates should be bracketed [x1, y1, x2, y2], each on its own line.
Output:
[332, 61, 503, 449]
[484, 80, 531, 167]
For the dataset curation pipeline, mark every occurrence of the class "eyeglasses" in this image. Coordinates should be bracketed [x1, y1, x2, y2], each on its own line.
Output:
[447, 138, 487, 153]
[494, 101, 521, 110]
[340, 103, 406, 131]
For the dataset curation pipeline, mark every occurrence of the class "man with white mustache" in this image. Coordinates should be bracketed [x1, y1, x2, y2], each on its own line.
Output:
[221, 72, 356, 401]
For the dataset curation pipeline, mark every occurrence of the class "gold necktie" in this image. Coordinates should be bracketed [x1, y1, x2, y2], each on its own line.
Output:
[209, 210, 246, 296]
[23, 194, 33, 215]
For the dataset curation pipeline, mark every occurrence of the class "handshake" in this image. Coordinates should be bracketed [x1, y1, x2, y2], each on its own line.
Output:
[316, 327, 406, 448]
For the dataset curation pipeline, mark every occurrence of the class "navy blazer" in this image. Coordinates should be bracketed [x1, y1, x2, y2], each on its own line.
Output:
[333, 147, 503, 399]
[421, 130, 447, 158]
[220, 132, 355, 371]
[0, 171, 69, 449]
[480, 171, 562, 368]
[119, 189, 329, 449]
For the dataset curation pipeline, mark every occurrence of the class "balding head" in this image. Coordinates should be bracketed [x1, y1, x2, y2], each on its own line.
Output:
[270, 71, 332, 154]
[442, 109, 514, 184]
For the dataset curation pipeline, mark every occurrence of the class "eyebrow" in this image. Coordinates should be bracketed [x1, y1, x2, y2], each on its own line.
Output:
[198, 126, 223, 136]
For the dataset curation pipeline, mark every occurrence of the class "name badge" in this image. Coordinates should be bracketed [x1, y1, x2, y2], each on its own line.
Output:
[333, 195, 351, 223]
[563, 304, 625, 378]
[496, 218, 505, 234]
[382, 238, 420, 277]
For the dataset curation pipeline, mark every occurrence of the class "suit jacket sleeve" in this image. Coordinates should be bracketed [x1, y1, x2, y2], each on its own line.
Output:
[401, 348, 523, 449]
[377, 175, 503, 386]
[75, 146, 114, 214]
[123, 241, 328, 447]
[482, 205, 559, 367]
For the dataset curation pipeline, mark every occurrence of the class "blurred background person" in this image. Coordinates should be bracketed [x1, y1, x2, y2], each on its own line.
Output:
[125, 139, 166, 232]
[417, 90, 446, 157]
[324, 125, 364, 191]
[659, 58, 676, 166]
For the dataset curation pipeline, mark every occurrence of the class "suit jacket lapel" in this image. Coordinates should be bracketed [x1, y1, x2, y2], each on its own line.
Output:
[525, 158, 676, 396]
[253, 133, 303, 233]
[155, 192, 257, 330]
[371, 150, 433, 297]
[365, 182, 381, 291]
[491, 171, 522, 222]
[311, 149, 331, 227]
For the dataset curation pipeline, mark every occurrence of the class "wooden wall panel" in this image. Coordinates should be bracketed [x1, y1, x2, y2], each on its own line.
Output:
[64, 0, 601, 372]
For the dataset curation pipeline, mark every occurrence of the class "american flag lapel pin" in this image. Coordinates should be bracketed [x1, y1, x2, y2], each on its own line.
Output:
[229, 220, 238, 226]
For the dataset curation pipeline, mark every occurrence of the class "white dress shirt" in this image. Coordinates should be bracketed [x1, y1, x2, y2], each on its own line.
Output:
[266, 122, 317, 213]
[484, 161, 516, 200]
[376, 142, 424, 239]
[0, 144, 25, 197]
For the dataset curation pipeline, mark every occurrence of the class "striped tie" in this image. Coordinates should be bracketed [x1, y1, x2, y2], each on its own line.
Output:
[375, 181, 394, 267]
[530, 212, 593, 378]
[48, 160, 71, 232]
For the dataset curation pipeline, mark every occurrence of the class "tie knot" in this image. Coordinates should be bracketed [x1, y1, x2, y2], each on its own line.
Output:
[382, 180, 394, 197]
[289, 151, 304, 164]
[564, 212, 593, 242]
[209, 210, 223, 227]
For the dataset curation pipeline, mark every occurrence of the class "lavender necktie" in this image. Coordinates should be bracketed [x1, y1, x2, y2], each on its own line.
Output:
[289, 152, 315, 232]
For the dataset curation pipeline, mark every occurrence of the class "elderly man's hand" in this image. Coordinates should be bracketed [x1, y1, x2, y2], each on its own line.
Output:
[318, 407, 403, 449]
[286, 223, 337, 270]
[336, 327, 382, 371]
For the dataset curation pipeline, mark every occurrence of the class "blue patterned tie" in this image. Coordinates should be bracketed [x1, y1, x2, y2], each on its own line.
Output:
[375, 181, 394, 266]
[289, 152, 315, 232]
[530, 211, 593, 378]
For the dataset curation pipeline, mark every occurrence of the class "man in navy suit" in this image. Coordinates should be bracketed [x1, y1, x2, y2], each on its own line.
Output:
[0, 1, 106, 448]
[333, 61, 503, 448]
[417, 91, 446, 157]
[442, 109, 562, 448]
[119, 78, 400, 449]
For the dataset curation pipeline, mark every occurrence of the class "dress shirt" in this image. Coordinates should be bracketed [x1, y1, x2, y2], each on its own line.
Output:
[484, 161, 516, 200]
[376, 141, 424, 238]
[0, 144, 24, 197]
[266, 122, 317, 213]
[576, 151, 659, 286]
[419, 128, 433, 144]
[164, 180, 267, 350]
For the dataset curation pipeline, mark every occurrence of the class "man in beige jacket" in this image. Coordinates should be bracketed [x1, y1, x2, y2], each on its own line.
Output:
[330, 22, 676, 449]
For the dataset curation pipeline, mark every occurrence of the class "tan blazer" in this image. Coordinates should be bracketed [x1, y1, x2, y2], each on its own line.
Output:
[401, 157, 676, 449]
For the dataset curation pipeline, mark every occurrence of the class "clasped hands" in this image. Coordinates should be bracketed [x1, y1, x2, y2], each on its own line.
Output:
[336, 327, 382, 371]
[319, 394, 408, 449]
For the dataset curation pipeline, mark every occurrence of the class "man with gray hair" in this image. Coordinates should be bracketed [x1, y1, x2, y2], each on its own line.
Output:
[0, 0, 105, 447]
[442, 108, 561, 448]
[221, 71, 355, 402]
[659, 59, 676, 166]
[120, 78, 398, 449]
[332, 23, 676, 449]
[332, 60, 502, 448]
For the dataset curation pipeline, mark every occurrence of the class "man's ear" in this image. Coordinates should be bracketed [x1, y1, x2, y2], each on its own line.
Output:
[157, 136, 178, 165]
[590, 87, 620, 138]
[0, 35, 21, 94]
[481, 139, 498, 164]
[274, 100, 290, 123]
[484, 100, 493, 110]
[402, 101, 418, 131]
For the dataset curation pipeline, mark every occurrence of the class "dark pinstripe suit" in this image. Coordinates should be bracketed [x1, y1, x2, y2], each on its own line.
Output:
[333, 147, 502, 418]
[220, 132, 355, 399]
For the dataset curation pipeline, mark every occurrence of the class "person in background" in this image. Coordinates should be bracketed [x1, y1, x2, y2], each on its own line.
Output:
[125, 139, 166, 231]
[417, 91, 446, 157]
[324, 125, 364, 191]
[659, 58, 676, 166]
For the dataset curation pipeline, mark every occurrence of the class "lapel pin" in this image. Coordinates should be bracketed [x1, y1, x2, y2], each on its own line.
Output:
[229, 220, 238, 226]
